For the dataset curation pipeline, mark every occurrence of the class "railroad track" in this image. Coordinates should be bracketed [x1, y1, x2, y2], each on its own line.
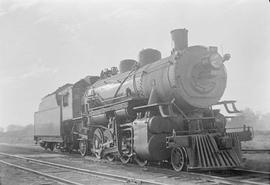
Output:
[194, 168, 270, 185]
[78, 152, 270, 185]
[242, 149, 270, 153]
[0, 152, 167, 185]
[0, 151, 269, 185]
[148, 165, 270, 185]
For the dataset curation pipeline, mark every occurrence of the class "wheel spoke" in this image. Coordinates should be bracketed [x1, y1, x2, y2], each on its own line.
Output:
[92, 128, 104, 159]
[171, 147, 187, 172]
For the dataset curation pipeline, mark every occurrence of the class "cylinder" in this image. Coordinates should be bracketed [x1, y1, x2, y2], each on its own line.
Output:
[133, 119, 170, 161]
[148, 116, 184, 134]
[89, 114, 108, 125]
[119, 59, 137, 73]
[139, 48, 161, 67]
[171, 29, 188, 51]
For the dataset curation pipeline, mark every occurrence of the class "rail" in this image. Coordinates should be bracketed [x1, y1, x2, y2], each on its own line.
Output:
[0, 152, 168, 185]
[0, 159, 82, 185]
[242, 149, 270, 153]
[0, 149, 269, 185]
[200, 168, 270, 185]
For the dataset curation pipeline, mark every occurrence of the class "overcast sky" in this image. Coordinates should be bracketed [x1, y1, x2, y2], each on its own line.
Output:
[0, 0, 269, 129]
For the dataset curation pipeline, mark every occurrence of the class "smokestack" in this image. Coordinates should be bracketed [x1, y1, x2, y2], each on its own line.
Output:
[170, 29, 188, 51]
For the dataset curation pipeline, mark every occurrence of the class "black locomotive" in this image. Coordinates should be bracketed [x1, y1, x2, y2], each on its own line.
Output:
[34, 29, 253, 171]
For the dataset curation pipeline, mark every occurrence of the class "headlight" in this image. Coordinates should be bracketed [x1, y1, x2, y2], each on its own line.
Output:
[209, 53, 223, 69]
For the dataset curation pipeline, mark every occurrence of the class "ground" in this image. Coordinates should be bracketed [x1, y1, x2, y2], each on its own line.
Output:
[0, 144, 202, 185]
[0, 130, 269, 185]
[241, 130, 270, 172]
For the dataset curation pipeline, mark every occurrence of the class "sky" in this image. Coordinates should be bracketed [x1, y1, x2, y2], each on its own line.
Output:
[0, 0, 269, 129]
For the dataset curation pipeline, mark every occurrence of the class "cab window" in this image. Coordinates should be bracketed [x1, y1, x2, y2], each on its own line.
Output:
[63, 93, 69, 107]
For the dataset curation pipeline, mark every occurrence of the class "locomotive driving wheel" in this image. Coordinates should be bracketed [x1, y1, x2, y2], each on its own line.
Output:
[171, 146, 187, 172]
[92, 128, 104, 159]
[103, 129, 115, 161]
[79, 140, 88, 156]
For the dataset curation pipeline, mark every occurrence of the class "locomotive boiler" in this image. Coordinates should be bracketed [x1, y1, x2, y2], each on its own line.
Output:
[34, 29, 253, 171]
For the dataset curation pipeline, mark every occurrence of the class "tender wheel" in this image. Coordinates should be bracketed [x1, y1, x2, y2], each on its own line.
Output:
[67, 143, 74, 153]
[54, 143, 60, 151]
[171, 147, 187, 172]
[44, 142, 49, 150]
[134, 155, 148, 167]
[92, 128, 104, 159]
[40, 142, 45, 148]
[79, 140, 88, 157]
[49, 143, 55, 151]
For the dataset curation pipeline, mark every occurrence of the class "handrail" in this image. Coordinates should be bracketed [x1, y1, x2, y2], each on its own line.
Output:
[113, 64, 138, 98]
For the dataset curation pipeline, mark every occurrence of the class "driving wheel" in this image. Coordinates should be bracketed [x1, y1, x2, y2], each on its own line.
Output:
[92, 128, 104, 159]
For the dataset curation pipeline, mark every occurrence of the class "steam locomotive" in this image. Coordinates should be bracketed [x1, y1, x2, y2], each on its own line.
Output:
[34, 29, 253, 171]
